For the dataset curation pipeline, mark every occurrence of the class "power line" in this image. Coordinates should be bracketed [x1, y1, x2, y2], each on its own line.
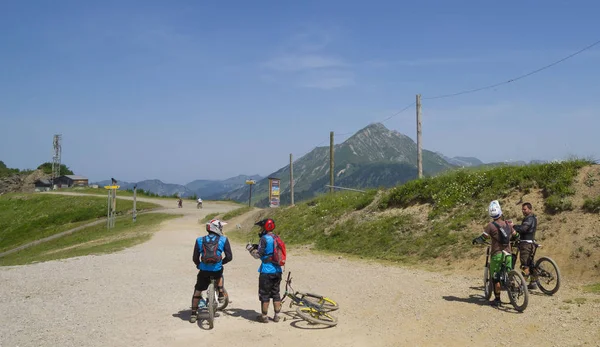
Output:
[292, 39, 600, 164]
[379, 101, 416, 122]
[424, 39, 600, 100]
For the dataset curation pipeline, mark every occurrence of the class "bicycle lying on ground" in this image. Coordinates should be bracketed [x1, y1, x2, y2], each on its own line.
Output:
[510, 239, 561, 295]
[281, 271, 339, 326]
[480, 241, 529, 312]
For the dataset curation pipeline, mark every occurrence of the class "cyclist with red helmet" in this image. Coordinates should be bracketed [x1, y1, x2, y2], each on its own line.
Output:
[247, 218, 283, 323]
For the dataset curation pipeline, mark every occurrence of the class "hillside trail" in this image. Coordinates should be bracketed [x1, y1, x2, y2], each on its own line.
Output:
[1, 196, 599, 347]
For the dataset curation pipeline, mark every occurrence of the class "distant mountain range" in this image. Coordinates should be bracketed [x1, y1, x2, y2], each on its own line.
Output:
[92, 174, 263, 198]
[91, 123, 549, 203]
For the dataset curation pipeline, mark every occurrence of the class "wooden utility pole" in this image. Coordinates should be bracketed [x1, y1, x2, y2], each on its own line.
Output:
[133, 185, 137, 223]
[289, 153, 294, 206]
[416, 94, 423, 178]
[330, 131, 334, 193]
[248, 184, 253, 207]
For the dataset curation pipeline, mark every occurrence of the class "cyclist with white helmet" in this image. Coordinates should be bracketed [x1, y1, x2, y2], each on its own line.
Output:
[189, 219, 232, 323]
[472, 200, 517, 307]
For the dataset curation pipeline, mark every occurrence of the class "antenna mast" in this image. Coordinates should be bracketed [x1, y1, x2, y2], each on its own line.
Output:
[52, 134, 62, 188]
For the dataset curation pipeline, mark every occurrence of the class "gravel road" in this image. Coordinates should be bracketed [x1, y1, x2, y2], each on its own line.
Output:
[1, 197, 599, 347]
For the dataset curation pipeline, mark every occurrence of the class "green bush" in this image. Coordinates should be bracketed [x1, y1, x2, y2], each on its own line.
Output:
[544, 196, 573, 214]
[582, 196, 600, 213]
[37, 162, 74, 175]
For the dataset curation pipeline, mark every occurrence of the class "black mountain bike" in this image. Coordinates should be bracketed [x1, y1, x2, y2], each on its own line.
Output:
[510, 239, 561, 295]
[481, 242, 529, 312]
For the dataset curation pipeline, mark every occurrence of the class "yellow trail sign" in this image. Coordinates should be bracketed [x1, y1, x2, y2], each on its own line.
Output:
[104, 185, 120, 189]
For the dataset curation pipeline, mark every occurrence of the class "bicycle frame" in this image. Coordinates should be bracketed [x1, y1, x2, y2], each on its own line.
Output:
[282, 272, 328, 311]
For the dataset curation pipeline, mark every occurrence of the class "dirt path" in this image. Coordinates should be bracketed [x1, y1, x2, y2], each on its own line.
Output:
[1, 198, 599, 347]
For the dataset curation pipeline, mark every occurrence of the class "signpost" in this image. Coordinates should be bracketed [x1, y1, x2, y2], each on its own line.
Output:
[104, 184, 120, 229]
[269, 177, 280, 208]
[245, 180, 256, 207]
[105, 178, 119, 229]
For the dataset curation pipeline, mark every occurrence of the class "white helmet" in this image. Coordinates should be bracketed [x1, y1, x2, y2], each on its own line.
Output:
[206, 219, 227, 236]
[488, 200, 502, 219]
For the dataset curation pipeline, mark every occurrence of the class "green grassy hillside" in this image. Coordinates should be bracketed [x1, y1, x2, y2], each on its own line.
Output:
[0, 193, 160, 253]
[231, 160, 600, 276]
[0, 213, 179, 266]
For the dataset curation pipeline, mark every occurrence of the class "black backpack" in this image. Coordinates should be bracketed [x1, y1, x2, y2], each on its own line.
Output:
[201, 235, 221, 264]
[492, 221, 511, 245]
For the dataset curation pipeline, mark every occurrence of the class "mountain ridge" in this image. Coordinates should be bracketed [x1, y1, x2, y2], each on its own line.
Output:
[218, 122, 457, 206]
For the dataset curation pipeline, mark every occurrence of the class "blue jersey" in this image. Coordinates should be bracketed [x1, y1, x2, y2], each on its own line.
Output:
[258, 234, 283, 274]
[195, 234, 228, 272]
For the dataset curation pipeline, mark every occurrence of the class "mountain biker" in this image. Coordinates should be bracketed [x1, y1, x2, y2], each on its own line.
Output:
[512, 202, 538, 290]
[472, 200, 517, 307]
[197, 197, 203, 208]
[247, 218, 283, 323]
[189, 219, 233, 323]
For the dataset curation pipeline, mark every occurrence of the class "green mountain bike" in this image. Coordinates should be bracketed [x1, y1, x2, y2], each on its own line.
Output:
[481, 242, 529, 312]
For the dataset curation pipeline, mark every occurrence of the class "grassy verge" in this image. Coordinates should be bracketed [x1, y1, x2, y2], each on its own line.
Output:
[0, 213, 180, 266]
[0, 193, 159, 253]
[201, 212, 220, 223]
[242, 160, 591, 266]
[222, 206, 254, 220]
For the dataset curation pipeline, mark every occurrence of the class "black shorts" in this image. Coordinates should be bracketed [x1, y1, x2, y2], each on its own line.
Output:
[258, 273, 282, 302]
[194, 269, 223, 292]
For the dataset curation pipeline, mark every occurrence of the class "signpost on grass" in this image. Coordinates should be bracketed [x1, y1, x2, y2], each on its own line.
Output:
[105, 178, 119, 229]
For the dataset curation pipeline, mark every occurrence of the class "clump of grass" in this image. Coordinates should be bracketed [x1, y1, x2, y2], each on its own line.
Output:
[545, 196, 573, 214]
[582, 196, 600, 213]
[0, 193, 159, 253]
[582, 282, 600, 294]
[201, 213, 220, 223]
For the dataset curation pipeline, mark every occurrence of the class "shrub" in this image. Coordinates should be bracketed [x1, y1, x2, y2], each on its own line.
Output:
[582, 196, 600, 213]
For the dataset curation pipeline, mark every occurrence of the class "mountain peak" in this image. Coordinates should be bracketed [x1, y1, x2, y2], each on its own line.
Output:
[355, 122, 387, 134]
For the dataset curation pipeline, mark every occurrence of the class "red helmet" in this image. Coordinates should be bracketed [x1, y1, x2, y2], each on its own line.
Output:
[255, 218, 275, 232]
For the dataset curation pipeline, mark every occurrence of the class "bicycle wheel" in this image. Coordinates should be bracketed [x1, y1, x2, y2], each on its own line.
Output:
[301, 293, 339, 311]
[534, 257, 561, 295]
[483, 266, 493, 300]
[295, 306, 338, 326]
[207, 280, 216, 329]
[506, 270, 529, 312]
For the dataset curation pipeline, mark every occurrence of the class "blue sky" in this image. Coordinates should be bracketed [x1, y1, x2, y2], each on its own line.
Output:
[1, 0, 599, 184]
